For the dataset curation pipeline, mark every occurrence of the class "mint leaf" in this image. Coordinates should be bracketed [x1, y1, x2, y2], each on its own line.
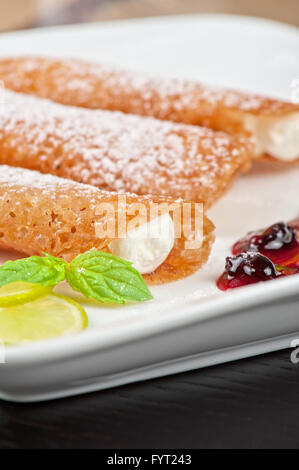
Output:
[66, 250, 153, 304]
[0, 254, 67, 287]
[0, 251, 152, 304]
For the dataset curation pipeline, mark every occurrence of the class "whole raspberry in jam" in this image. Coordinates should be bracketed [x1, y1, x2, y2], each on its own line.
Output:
[217, 252, 281, 291]
[226, 252, 278, 279]
[232, 222, 299, 265]
[260, 222, 297, 250]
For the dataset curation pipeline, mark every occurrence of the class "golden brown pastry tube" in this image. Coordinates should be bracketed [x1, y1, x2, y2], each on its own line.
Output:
[0, 165, 215, 285]
[0, 90, 251, 208]
[0, 56, 298, 162]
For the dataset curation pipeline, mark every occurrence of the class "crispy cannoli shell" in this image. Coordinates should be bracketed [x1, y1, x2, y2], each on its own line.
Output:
[0, 166, 215, 285]
[0, 57, 297, 160]
[0, 89, 251, 208]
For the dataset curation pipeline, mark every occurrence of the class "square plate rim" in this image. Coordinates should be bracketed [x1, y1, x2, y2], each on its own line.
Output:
[0, 14, 298, 367]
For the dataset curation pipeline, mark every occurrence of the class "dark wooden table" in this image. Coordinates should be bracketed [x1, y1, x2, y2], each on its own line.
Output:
[0, 0, 299, 449]
[1, 349, 299, 449]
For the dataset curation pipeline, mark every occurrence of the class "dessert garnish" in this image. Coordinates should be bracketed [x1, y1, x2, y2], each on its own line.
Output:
[0, 251, 152, 344]
[232, 222, 299, 265]
[0, 251, 153, 304]
[217, 219, 299, 291]
[217, 252, 283, 290]
[0, 281, 51, 307]
[0, 292, 88, 345]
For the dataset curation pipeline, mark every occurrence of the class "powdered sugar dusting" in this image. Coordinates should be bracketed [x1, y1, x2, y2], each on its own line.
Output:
[0, 89, 249, 205]
[0, 164, 110, 206]
[22, 57, 296, 115]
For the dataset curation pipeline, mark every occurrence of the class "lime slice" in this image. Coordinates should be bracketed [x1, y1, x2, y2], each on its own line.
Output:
[0, 294, 88, 345]
[0, 282, 52, 307]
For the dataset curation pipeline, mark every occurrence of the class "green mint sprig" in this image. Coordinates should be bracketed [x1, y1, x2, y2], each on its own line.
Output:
[0, 253, 67, 288]
[66, 251, 153, 304]
[0, 251, 153, 304]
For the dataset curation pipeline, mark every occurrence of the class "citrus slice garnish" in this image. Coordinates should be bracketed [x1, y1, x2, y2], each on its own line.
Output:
[0, 281, 52, 307]
[0, 294, 88, 345]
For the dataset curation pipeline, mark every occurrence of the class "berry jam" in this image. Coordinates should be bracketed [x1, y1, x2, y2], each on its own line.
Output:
[232, 222, 299, 266]
[217, 253, 281, 290]
[217, 218, 299, 291]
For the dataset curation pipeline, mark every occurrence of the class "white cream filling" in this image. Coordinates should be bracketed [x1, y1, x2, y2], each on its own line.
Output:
[108, 213, 175, 274]
[244, 113, 299, 161]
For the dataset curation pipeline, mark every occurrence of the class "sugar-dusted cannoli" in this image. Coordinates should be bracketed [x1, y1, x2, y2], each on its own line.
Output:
[0, 90, 251, 208]
[0, 165, 215, 284]
[0, 57, 297, 162]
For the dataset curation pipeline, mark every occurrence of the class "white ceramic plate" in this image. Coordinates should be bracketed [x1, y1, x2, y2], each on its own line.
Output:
[0, 14, 299, 402]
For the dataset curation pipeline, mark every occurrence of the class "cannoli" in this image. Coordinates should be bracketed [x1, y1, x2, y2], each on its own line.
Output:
[0, 56, 297, 162]
[0, 165, 215, 284]
[0, 90, 251, 208]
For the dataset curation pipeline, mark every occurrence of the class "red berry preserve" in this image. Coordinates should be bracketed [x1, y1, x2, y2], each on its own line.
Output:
[217, 218, 299, 291]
